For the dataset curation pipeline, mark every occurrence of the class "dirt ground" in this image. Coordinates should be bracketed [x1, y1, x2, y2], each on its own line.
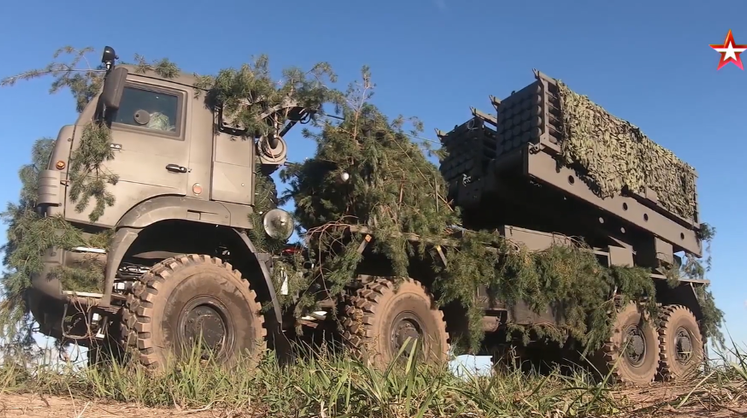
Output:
[0, 384, 745, 417]
[617, 382, 747, 418]
[0, 394, 249, 418]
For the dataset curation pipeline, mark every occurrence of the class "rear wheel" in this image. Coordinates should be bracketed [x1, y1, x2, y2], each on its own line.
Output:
[122, 254, 267, 370]
[341, 276, 450, 368]
[595, 302, 659, 386]
[658, 305, 704, 381]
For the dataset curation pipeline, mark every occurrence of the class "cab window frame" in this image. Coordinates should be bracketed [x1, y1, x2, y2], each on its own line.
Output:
[109, 82, 186, 141]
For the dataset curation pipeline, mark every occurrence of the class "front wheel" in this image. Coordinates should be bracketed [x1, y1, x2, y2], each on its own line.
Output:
[122, 254, 267, 370]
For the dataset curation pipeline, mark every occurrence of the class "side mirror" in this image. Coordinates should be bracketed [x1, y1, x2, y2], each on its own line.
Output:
[101, 67, 129, 110]
[101, 46, 117, 68]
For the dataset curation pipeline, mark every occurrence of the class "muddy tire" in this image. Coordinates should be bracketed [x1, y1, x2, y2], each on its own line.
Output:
[595, 302, 660, 386]
[341, 276, 450, 368]
[658, 305, 704, 382]
[121, 254, 267, 370]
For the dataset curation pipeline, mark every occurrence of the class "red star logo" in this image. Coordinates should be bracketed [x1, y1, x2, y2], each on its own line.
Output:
[710, 30, 747, 70]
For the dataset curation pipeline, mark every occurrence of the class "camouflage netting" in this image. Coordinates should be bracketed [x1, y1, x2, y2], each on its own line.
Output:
[0, 47, 724, 354]
[556, 81, 698, 220]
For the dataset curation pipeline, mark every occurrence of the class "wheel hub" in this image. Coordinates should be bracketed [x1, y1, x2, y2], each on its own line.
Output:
[623, 325, 647, 366]
[179, 300, 229, 359]
[390, 313, 424, 357]
[674, 327, 693, 363]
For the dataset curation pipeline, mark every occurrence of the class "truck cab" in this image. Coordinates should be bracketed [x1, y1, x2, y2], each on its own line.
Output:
[28, 47, 297, 367]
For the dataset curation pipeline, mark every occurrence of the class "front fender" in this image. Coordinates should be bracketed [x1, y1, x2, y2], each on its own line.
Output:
[117, 195, 251, 230]
[102, 197, 283, 330]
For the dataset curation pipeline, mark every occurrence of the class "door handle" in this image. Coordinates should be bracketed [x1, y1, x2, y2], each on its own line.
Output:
[165, 164, 188, 173]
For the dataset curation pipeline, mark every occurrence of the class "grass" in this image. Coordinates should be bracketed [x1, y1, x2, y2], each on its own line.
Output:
[0, 338, 745, 418]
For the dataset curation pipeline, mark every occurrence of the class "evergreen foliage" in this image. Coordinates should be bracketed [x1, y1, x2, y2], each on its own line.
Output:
[68, 122, 118, 222]
[662, 223, 724, 347]
[277, 69, 656, 352]
[0, 138, 55, 343]
[0, 138, 94, 343]
[277, 67, 460, 320]
[434, 232, 656, 353]
[189, 53, 337, 256]
[277, 68, 722, 353]
[248, 164, 288, 256]
[0, 46, 104, 113]
[192, 54, 337, 139]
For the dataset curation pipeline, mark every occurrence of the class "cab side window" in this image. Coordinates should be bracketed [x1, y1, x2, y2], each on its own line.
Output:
[111, 86, 181, 135]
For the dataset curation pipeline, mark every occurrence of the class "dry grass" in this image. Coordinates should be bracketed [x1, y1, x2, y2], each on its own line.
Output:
[0, 338, 745, 418]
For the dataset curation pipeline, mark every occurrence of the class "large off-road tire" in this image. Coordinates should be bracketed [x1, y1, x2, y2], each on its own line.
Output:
[658, 304, 704, 382]
[121, 254, 267, 370]
[341, 275, 450, 368]
[595, 302, 660, 386]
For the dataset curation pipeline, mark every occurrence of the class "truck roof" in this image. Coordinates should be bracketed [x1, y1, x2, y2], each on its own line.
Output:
[119, 64, 204, 91]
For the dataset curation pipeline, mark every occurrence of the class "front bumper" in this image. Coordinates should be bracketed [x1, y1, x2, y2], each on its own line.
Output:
[28, 246, 107, 338]
[30, 247, 66, 300]
[30, 246, 107, 299]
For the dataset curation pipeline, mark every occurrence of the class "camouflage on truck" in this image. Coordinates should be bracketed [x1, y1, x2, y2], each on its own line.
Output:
[446, 71, 699, 222]
[555, 81, 697, 220]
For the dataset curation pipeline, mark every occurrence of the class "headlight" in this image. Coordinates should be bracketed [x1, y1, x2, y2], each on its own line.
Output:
[262, 208, 295, 240]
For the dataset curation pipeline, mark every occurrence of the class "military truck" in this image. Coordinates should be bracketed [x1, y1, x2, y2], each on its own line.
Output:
[29, 46, 295, 368]
[28, 47, 708, 386]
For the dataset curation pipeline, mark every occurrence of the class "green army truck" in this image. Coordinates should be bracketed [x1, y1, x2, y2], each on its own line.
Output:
[30, 46, 294, 368]
[27, 48, 711, 387]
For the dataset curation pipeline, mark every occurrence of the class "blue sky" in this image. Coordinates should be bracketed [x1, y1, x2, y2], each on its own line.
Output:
[1, 0, 745, 370]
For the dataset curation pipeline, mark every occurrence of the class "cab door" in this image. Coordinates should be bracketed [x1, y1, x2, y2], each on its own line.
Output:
[64, 80, 191, 227]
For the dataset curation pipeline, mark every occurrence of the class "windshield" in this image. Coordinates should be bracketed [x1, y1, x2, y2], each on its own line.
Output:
[112, 87, 179, 133]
